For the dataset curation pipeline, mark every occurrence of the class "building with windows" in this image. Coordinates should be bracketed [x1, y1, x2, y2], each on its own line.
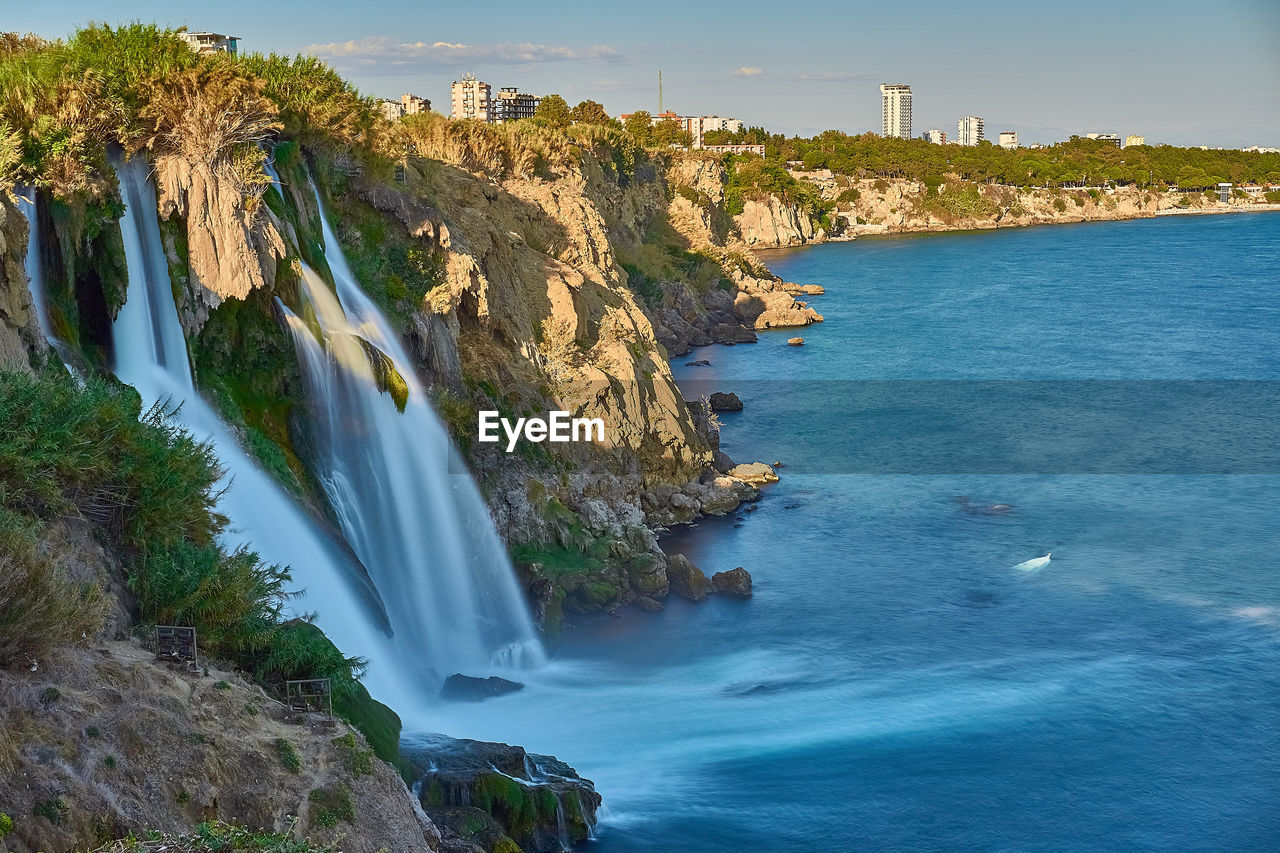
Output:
[450, 74, 493, 122]
[179, 31, 239, 55]
[998, 131, 1019, 149]
[493, 88, 541, 123]
[1124, 134, 1146, 147]
[880, 84, 913, 139]
[1085, 132, 1122, 147]
[401, 93, 430, 116]
[380, 99, 405, 121]
[618, 112, 744, 149]
[957, 116, 985, 146]
[922, 128, 947, 144]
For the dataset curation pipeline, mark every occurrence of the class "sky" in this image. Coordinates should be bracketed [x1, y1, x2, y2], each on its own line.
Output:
[9, 0, 1280, 147]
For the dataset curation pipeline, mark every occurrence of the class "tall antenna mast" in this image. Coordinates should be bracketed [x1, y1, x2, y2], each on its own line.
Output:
[659, 70, 663, 113]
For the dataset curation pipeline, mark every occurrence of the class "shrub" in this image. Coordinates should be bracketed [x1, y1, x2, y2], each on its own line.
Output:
[34, 797, 67, 825]
[0, 508, 105, 668]
[0, 812, 12, 838]
[308, 784, 354, 828]
[89, 820, 338, 852]
[130, 541, 290, 661]
[331, 733, 374, 777]
[1265, 190, 1280, 204]
[274, 737, 302, 774]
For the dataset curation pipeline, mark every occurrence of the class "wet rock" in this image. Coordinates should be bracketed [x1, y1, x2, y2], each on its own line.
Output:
[666, 553, 713, 601]
[634, 595, 665, 612]
[439, 674, 524, 703]
[407, 735, 602, 853]
[685, 359, 711, 366]
[788, 337, 805, 346]
[709, 391, 743, 412]
[712, 567, 754, 597]
[727, 462, 778, 484]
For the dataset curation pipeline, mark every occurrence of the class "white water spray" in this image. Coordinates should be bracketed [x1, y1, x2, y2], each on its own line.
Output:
[279, 180, 544, 684]
[108, 154, 418, 708]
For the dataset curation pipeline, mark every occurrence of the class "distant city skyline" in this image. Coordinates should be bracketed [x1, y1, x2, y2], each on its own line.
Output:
[9, 0, 1280, 147]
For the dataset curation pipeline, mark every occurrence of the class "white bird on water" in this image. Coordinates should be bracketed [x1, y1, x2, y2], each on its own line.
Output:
[1014, 553, 1052, 572]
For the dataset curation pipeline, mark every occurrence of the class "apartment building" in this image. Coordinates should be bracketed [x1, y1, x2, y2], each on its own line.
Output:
[401, 93, 430, 115]
[1085, 132, 1122, 147]
[957, 116, 984, 146]
[880, 84, 913, 139]
[380, 99, 405, 121]
[179, 31, 239, 55]
[1124, 135, 1146, 147]
[493, 88, 541, 123]
[922, 128, 947, 144]
[618, 111, 744, 148]
[998, 131, 1018, 149]
[450, 74, 493, 122]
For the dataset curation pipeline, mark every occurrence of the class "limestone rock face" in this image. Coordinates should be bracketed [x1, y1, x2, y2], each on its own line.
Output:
[0, 641, 440, 853]
[154, 155, 289, 333]
[736, 196, 823, 248]
[0, 190, 44, 373]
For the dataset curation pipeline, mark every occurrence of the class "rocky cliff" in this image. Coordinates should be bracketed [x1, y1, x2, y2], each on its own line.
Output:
[808, 174, 1235, 235]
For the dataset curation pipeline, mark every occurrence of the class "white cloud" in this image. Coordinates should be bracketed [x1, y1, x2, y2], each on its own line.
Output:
[732, 66, 764, 77]
[303, 37, 626, 72]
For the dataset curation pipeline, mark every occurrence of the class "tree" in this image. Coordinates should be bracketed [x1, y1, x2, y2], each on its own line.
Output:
[624, 110, 653, 145]
[570, 99, 613, 127]
[534, 94, 571, 128]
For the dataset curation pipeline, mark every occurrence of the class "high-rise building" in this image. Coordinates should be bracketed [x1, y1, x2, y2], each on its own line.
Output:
[958, 116, 985, 146]
[880, 84, 912, 139]
[922, 128, 947, 144]
[493, 88, 541, 123]
[1124, 134, 1146, 148]
[998, 131, 1018, 149]
[401, 93, 430, 116]
[450, 74, 492, 122]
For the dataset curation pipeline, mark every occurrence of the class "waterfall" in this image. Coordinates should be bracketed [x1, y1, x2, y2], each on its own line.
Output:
[108, 154, 417, 709]
[279, 181, 544, 683]
[13, 186, 71, 366]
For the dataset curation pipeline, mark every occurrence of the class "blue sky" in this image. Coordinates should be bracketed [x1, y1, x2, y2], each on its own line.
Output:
[11, 0, 1280, 146]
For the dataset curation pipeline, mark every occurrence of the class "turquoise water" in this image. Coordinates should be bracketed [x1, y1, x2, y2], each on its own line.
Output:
[422, 214, 1280, 852]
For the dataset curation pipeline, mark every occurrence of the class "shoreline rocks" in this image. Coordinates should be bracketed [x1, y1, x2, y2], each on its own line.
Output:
[712, 567, 754, 597]
[709, 391, 743, 412]
[439, 674, 525, 703]
[406, 735, 602, 853]
[727, 462, 779, 485]
[788, 337, 804, 346]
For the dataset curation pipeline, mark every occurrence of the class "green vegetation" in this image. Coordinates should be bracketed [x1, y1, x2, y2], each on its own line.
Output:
[622, 110, 692, 148]
[568, 99, 616, 128]
[533, 93, 571, 128]
[332, 732, 375, 777]
[721, 153, 830, 221]
[0, 811, 13, 838]
[705, 126, 1280, 190]
[274, 737, 302, 774]
[34, 797, 67, 825]
[307, 784, 355, 828]
[91, 820, 337, 852]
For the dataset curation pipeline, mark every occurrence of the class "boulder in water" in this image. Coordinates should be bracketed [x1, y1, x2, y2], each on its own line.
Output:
[406, 734, 602, 852]
[712, 567, 754, 597]
[666, 553, 713, 602]
[709, 391, 744, 411]
[728, 462, 779, 484]
[788, 337, 805, 346]
[439, 674, 524, 703]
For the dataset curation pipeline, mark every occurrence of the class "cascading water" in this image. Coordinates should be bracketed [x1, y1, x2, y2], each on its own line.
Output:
[108, 154, 418, 709]
[13, 186, 71, 366]
[279, 180, 544, 684]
